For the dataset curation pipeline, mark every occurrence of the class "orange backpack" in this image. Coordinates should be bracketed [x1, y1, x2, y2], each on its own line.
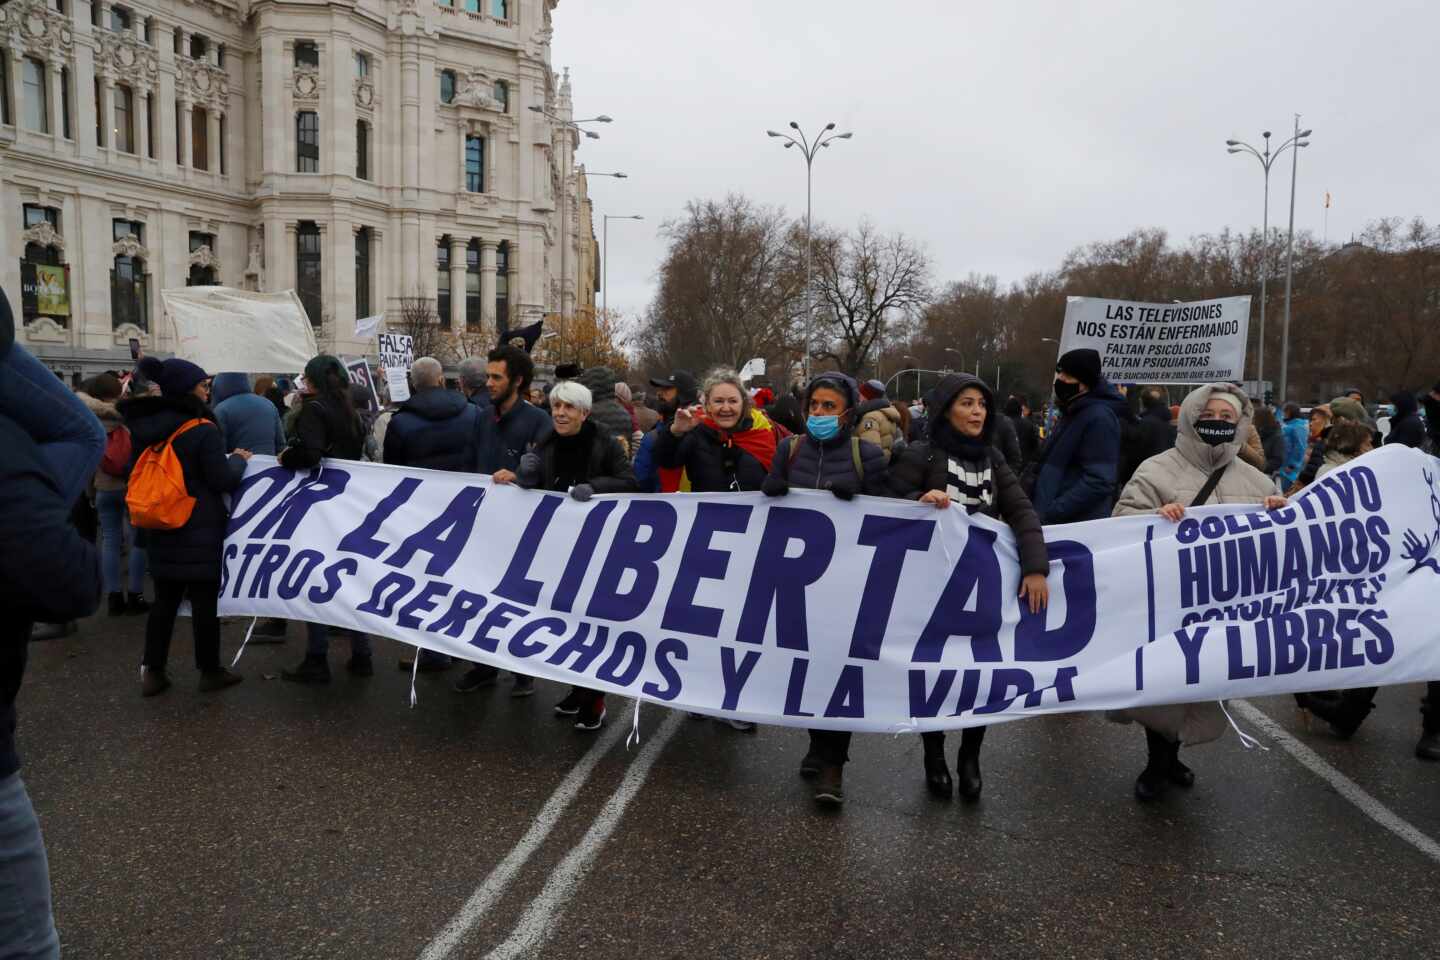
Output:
[127, 419, 206, 530]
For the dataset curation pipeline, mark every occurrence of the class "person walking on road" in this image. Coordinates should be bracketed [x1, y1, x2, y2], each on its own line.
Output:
[119, 356, 251, 697]
[1024, 349, 1127, 524]
[80, 374, 149, 616]
[887, 374, 1049, 800]
[761, 371, 888, 806]
[494, 380, 637, 730]
[1111, 383, 1287, 800]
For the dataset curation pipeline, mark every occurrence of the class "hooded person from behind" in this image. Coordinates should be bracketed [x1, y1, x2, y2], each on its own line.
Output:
[854, 384, 905, 464]
[212, 372, 286, 457]
[574, 366, 636, 458]
[1385, 391, 1425, 449]
[1024, 348, 1129, 524]
[383, 358, 493, 473]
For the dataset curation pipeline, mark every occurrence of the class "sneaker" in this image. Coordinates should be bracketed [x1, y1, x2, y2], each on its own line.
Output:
[141, 667, 171, 698]
[281, 655, 331, 684]
[347, 655, 374, 677]
[125, 594, 151, 616]
[724, 719, 756, 732]
[554, 689, 586, 716]
[108, 592, 127, 616]
[198, 668, 244, 693]
[453, 665, 499, 694]
[511, 675, 536, 698]
[574, 696, 606, 731]
[813, 765, 845, 806]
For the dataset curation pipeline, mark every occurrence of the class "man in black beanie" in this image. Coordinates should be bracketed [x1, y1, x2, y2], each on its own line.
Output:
[1023, 348, 1129, 523]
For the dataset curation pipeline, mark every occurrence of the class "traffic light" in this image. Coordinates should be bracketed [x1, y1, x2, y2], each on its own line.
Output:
[1264, 388, 1275, 406]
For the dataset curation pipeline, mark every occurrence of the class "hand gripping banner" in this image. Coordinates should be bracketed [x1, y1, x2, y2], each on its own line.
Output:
[219, 446, 1440, 733]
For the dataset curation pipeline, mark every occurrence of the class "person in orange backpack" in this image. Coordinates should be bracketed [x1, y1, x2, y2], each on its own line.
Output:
[118, 356, 251, 697]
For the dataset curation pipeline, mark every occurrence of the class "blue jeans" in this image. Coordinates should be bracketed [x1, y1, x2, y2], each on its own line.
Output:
[95, 489, 145, 596]
[305, 623, 372, 660]
[0, 774, 59, 959]
[0, 344, 104, 507]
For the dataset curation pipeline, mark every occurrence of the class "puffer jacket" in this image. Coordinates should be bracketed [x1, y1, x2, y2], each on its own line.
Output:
[212, 372, 286, 456]
[520, 420, 638, 495]
[80, 392, 128, 493]
[769, 373, 887, 496]
[855, 398, 903, 464]
[383, 387, 493, 473]
[887, 373, 1047, 576]
[280, 392, 366, 469]
[652, 408, 777, 492]
[1109, 382, 1276, 746]
[1280, 416, 1309, 485]
[575, 367, 636, 457]
[116, 393, 246, 582]
[1025, 379, 1128, 524]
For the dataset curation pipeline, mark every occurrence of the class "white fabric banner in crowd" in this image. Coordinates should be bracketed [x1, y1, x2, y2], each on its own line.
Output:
[161, 287, 319, 374]
[355, 313, 384, 339]
[1058, 295, 1251, 384]
[217, 446, 1440, 733]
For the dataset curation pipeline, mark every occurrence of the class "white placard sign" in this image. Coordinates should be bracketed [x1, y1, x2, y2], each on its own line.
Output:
[378, 332, 414, 373]
[1058, 296, 1251, 384]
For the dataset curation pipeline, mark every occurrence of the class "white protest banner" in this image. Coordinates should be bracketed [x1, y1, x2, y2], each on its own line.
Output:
[377, 332, 414, 373]
[343, 358, 380, 414]
[161, 287, 319, 374]
[355, 313, 384, 339]
[1058, 296, 1251, 384]
[740, 358, 766, 382]
[384, 365, 410, 404]
[218, 446, 1440, 733]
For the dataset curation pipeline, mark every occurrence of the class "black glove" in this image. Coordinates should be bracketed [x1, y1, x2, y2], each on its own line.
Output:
[517, 452, 542, 488]
[761, 474, 789, 497]
[828, 478, 857, 501]
[569, 483, 594, 502]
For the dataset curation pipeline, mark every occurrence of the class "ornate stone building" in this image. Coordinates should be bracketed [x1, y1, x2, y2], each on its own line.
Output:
[0, 0, 591, 377]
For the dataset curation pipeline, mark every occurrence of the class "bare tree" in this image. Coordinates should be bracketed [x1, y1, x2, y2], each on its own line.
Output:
[810, 221, 931, 377]
[393, 291, 452, 363]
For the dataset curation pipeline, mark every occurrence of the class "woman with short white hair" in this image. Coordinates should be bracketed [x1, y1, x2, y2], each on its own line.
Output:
[493, 379, 637, 730]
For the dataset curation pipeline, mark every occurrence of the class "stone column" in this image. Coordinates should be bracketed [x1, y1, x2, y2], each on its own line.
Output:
[480, 239, 498, 332]
[206, 108, 221, 173]
[400, 40, 420, 200]
[135, 89, 150, 158]
[176, 96, 191, 167]
[370, 227, 387, 323]
[316, 221, 331, 332]
[331, 215, 354, 340]
[155, 23, 176, 173]
[326, 35, 353, 180]
[259, 32, 284, 178]
[47, 61, 64, 141]
[281, 222, 298, 292]
[96, 81, 113, 151]
[448, 236, 466, 333]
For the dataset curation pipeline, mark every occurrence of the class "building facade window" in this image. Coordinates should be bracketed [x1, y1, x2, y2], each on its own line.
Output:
[296, 222, 322, 325]
[109, 6, 131, 33]
[465, 135, 484, 192]
[189, 34, 208, 61]
[439, 70, 456, 104]
[436, 239, 451, 323]
[493, 0, 509, 20]
[115, 84, 134, 153]
[218, 115, 227, 173]
[495, 241, 510, 323]
[192, 105, 208, 169]
[1, 51, 10, 126]
[60, 66, 71, 139]
[111, 219, 148, 331]
[297, 111, 319, 172]
[355, 228, 371, 319]
[21, 206, 67, 325]
[216, 44, 226, 68]
[494, 80, 509, 112]
[172, 29, 181, 56]
[145, 93, 154, 157]
[356, 119, 369, 180]
[354, 52, 369, 78]
[173, 99, 182, 163]
[294, 41, 319, 69]
[95, 79, 103, 146]
[188, 232, 216, 285]
[22, 58, 47, 133]
[143, 18, 153, 45]
[465, 240, 481, 328]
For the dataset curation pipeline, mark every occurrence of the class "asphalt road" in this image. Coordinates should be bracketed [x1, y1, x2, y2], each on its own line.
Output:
[21, 612, 1440, 959]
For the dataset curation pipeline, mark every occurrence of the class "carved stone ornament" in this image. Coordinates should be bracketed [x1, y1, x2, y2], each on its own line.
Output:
[454, 69, 504, 112]
[21, 221, 64, 251]
[180, 59, 230, 111]
[354, 77, 377, 110]
[112, 234, 149, 259]
[23, 316, 68, 344]
[293, 67, 320, 102]
[189, 244, 221, 271]
[112, 323, 146, 346]
[97, 29, 160, 86]
[4, 1, 74, 60]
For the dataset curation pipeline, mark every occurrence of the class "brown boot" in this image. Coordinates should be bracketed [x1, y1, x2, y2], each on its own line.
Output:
[813, 765, 844, 806]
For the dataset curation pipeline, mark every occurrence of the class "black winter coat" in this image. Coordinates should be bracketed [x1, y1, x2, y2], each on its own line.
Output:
[521, 421, 638, 494]
[383, 387, 494, 473]
[118, 394, 246, 582]
[489, 399, 551, 473]
[1009, 413, 1040, 468]
[652, 415, 772, 492]
[1259, 425, 1286, 475]
[280, 393, 366, 469]
[770, 432, 888, 496]
[1120, 405, 1178, 488]
[991, 412, 1022, 473]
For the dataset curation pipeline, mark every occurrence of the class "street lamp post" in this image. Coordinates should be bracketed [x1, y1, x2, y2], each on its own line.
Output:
[1277, 115, 1310, 406]
[1226, 122, 1309, 401]
[602, 214, 643, 319]
[767, 122, 853, 383]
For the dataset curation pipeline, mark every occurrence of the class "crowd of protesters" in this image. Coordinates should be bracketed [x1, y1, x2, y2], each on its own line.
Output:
[7, 271, 1440, 950]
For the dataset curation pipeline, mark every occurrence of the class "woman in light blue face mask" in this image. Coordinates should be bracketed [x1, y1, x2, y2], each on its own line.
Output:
[762, 371, 889, 807]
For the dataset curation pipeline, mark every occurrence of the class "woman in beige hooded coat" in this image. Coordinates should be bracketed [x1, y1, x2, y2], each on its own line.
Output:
[1111, 383, 1287, 800]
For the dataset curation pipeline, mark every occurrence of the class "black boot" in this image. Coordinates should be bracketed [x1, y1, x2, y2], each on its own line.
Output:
[1169, 739, 1195, 788]
[1135, 728, 1172, 801]
[1416, 730, 1440, 761]
[1303, 689, 1376, 738]
[107, 592, 126, 616]
[922, 733, 952, 798]
[799, 732, 823, 780]
[281, 654, 331, 684]
[956, 727, 984, 800]
[814, 765, 844, 806]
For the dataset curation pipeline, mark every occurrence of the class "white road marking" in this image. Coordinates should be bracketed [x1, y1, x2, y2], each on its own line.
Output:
[1232, 699, 1440, 864]
[417, 704, 633, 960]
[484, 710, 686, 960]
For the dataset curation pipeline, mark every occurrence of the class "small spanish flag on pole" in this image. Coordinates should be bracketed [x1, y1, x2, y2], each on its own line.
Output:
[1325, 191, 1332, 208]
[1323, 192, 1331, 244]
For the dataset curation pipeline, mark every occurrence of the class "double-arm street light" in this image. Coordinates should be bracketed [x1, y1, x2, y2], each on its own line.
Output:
[1227, 121, 1310, 402]
[602, 214, 644, 318]
[767, 121, 853, 382]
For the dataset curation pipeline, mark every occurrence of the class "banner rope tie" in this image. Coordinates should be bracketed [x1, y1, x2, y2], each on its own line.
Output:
[625, 698, 642, 751]
[229, 617, 259, 668]
[409, 647, 421, 708]
[1218, 699, 1269, 751]
[887, 717, 921, 738]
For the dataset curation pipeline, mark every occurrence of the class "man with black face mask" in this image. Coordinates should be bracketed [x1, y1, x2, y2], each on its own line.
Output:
[1023, 348, 1130, 523]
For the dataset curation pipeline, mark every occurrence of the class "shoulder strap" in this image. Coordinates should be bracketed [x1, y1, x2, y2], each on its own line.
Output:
[1191, 465, 1229, 507]
[154, 418, 206, 451]
[850, 436, 865, 481]
[784, 436, 800, 476]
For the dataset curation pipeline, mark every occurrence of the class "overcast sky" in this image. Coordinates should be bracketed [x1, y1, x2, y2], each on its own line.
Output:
[552, 0, 1436, 326]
